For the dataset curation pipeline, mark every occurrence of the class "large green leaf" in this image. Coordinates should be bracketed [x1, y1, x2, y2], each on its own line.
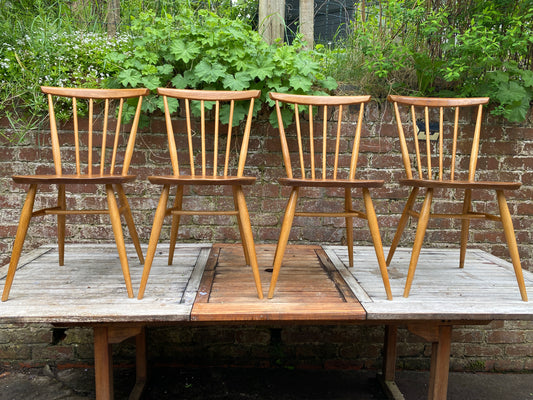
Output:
[222, 72, 251, 91]
[118, 69, 142, 88]
[170, 39, 201, 63]
[194, 60, 227, 84]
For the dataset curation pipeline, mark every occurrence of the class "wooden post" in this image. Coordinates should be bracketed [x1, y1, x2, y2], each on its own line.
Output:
[107, 0, 120, 37]
[300, 0, 314, 49]
[94, 326, 113, 400]
[258, 0, 285, 44]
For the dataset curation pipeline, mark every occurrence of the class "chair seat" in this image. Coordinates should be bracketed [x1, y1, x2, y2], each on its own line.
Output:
[400, 178, 521, 191]
[279, 177, 384, 188]
[148, 175, 256, 186]
[12, 174, 137, 185]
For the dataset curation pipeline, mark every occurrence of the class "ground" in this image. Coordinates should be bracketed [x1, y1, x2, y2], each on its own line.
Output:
[1, 365, 533, 400]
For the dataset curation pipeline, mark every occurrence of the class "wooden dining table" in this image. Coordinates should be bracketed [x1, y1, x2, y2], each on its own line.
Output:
[1, 242, 532, 400]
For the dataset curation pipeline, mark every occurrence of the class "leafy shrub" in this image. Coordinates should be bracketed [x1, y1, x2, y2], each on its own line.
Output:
[319, 0, 533, 122]
[106, 9, 337, 125]
[0, 2, 131, 142]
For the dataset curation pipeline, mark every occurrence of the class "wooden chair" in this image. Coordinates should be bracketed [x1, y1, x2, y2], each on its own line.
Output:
[267, 92, 393, 300]
[2, 86, 149, 301]
[387, 95, 528, 301]
[137, 88, 263, 299]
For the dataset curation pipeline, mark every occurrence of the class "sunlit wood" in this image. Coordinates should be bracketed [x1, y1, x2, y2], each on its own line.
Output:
[268, 92, 392, 300]
[1, 86, 149, 301]
[138, 88, 263, 300]
[387, 95, 527, 301]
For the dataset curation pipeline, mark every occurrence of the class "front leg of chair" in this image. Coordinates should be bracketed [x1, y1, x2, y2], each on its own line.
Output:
[496, 190, 528, 301]
[363, 188, 393, 300]
[57, 184, 66, 266]
[387, 187, 419, 266]
[116, 184, 144, 265]
[403, 188, 433, 298]
[106, 184, 134, 298]
[168, 185, 183, 266]
[268, 187, 299, 299]
[233, 185, 263, 299]
[2, 184, 37, 302]
[459, 189, 472, 269]
[138, 185, 171, 300]
[345, 188, 354, 268]
[233, 185, 251, 265]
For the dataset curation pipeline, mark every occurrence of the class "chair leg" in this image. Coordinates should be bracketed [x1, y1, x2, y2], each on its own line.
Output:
[2, 184, 37, 302]
[106, 184, 134, 299]
[386, 187, 419, 266]
[345, 188, 354, 268]
[403, 188, 433, 298]
[363, 188, 393, 300]
[116, 184, 144, 265]
[496, 190, 528, 301]
[234, 186, 251, 266]
[268, 187, 299, 299]
[233, 185, 263, 299]
[459, 189, 472, 269]
[57, 184, 66, 266]
[138, 185, 170, 300]
[168, 185, 183, 266]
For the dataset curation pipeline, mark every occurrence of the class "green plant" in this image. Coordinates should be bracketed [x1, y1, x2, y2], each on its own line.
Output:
[437, 0, 533, 122]
[319, 0, 533, 122]
[105, 8, 337, 125]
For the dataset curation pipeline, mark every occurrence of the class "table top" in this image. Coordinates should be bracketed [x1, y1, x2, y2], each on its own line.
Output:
[1, 243, 532, 324]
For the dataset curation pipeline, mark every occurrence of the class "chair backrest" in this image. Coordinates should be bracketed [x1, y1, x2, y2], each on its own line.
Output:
[41, 86, 149, 176]
[157, 88, 261, 178]
[387, 95, 490, 182]
[269, 92, 372, 181]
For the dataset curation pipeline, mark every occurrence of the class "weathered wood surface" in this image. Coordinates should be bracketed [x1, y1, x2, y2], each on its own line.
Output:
[191, 244, 366, 322]
[1, 243, 531, 323]
[0, 243, 209, 323]
[324, 246, 533, 321]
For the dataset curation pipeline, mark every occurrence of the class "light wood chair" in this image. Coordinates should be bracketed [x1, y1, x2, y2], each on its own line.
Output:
[2, 86, 149, 301]
[267, 92, 392, 300]
[137, 88, 263, 299]
[387, 95, 528, 301]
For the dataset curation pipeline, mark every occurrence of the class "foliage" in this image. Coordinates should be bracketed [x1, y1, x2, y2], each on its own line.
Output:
[0, 0, 130, 142]
[105, 9, 337, 125]
[319, 0, 533, 122]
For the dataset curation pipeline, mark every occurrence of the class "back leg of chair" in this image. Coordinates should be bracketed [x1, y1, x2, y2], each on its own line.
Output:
[233, 185, 263, 299]
[116, 184, 144, 265]
[403, 188, 433, 298]
[234, 186, 251, 265]
[2, 184, 38, 302]
[459, 189, 472, 269]
[386, 187, 419, 266]
[105, 184, 134, 298]
[363, 188, 393, 300]
[268, 187, 300, 299]
[345, 188, 354, 268]
[496, 190, 528, 301]
[57, 184, 66, 266]
[138, 185, 171, 299]
[168, 185, 183, 266]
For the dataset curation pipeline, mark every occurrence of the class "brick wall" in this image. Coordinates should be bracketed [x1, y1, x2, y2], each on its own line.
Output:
[0, 101, 532, 371]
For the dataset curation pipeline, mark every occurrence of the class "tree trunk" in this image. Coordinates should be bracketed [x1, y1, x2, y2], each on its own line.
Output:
[258, 0, 285, 44]
[107, 0, 120, 37]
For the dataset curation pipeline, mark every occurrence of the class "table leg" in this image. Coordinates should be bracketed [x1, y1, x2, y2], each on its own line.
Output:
[94, 326, 114, 400]
[93, 325, 147, 400]
[428, 325, 452, 400]
[380, 325, 404, 400]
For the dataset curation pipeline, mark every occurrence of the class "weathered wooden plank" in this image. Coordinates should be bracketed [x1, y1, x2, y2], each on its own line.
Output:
[328, 246, 533, 321]
[190, 244, 366, 322]
[191, 303, 366, 322]
[0, 244, 210, 323]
